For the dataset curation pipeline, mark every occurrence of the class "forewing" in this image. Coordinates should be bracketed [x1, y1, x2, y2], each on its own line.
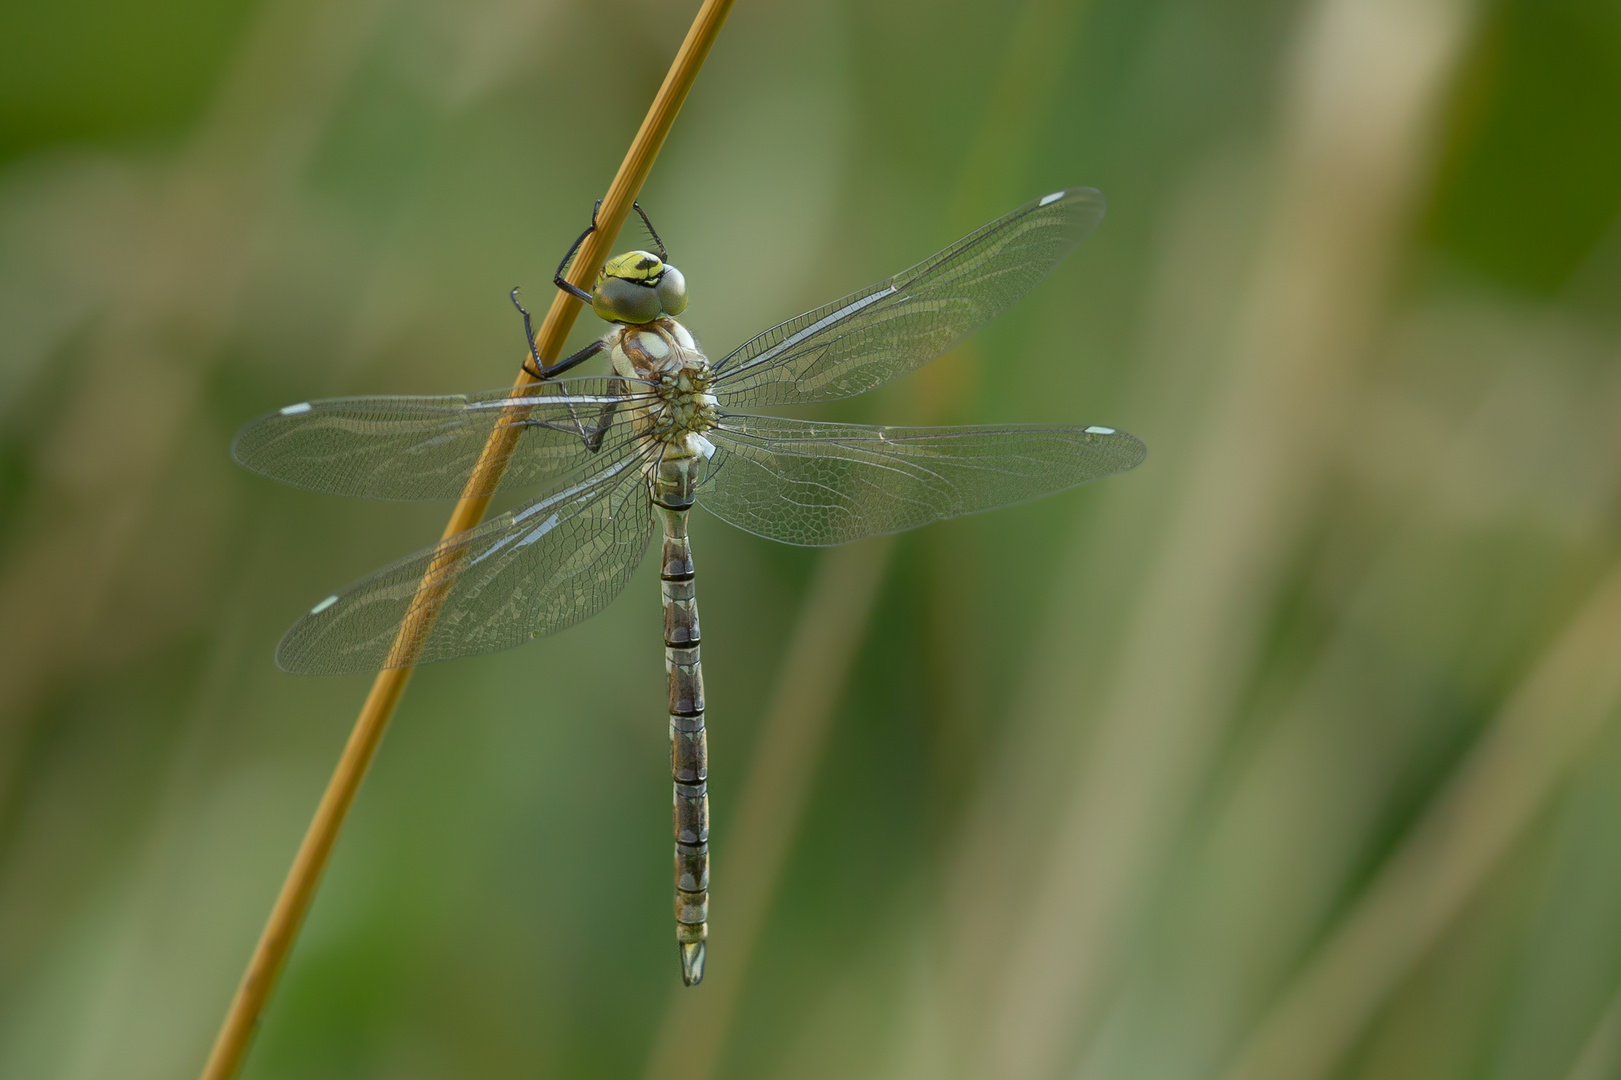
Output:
[277, 448, 657, 674]
[232, 376, 650, 500]
[712, 188, 1105, 407]
[699, 414, 1145, 546]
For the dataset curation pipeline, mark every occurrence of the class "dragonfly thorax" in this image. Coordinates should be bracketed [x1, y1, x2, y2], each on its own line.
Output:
[611, 318, 718, 448]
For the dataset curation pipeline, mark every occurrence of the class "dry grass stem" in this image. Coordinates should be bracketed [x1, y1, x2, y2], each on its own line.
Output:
[197, 3, 736, 1077]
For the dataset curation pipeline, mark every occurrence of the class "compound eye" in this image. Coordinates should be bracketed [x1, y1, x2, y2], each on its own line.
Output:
[593, 276, 661, 324]
[656, 265, 688, 317]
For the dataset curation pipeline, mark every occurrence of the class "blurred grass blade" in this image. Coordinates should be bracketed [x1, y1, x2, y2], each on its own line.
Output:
[1222, 558, 1621, 1080]
[975, 1, 1480, 1076]
[1567, 984, 1621, 1080]
[0, 0, 388, 815]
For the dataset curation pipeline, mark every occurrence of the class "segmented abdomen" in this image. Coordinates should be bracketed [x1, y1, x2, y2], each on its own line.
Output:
[654, 451, 708, 987]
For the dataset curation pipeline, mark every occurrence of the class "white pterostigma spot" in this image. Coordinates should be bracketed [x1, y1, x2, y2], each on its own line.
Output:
[310, 595, 339, 614]
[1084, 425, 1115, 435]
[1040, 191, 1065, 207]
[281, 402, 313, 415]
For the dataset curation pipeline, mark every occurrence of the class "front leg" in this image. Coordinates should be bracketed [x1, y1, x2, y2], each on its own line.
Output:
[512, 289, 607, 379]
[528, 337, 606, 381]
[552, 199, 602, 305]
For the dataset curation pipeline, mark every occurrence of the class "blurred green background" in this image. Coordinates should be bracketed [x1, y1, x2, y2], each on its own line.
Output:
[3, 0, 1621, 1077]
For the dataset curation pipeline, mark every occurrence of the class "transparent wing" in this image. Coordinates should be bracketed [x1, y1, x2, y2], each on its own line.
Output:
[711, 188, 1105, 407]
[232, 376, 652, 500]
[277, 447, 657, 674]
[699, 414, 1145, 546]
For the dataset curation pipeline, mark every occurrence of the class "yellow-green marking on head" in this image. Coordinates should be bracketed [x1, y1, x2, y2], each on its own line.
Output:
[592, 249, 688, 324]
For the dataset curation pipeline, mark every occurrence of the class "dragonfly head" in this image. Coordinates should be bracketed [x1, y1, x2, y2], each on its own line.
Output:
[593, 250, 688, 324]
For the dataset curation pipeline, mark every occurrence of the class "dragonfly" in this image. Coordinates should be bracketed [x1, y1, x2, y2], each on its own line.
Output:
[233, 187, 1146, 987]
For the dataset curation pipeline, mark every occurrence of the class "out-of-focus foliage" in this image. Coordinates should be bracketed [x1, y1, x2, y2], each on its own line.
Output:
[1, 1, 1619, 1079]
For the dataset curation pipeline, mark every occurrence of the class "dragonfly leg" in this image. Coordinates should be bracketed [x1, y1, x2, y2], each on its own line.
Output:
[582, 393, 620, 453]
[518, 336, 605, 382]
[552, 199, 602, 304]
[554, 199, 663, 304]
[630, 201, 668, 262]
[538, 337, 606, 380]
[510, 288, 546, 376]
[514, 361, 620, 454]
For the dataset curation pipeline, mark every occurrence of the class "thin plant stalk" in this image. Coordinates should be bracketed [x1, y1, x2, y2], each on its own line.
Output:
[197, 3, 736, 1076]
